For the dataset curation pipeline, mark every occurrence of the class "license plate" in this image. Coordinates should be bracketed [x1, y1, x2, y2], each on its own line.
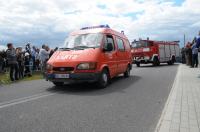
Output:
[55, 74, 70, 79]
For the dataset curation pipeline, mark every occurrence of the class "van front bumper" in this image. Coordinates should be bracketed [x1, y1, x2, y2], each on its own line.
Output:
[46, 72, 101, 83]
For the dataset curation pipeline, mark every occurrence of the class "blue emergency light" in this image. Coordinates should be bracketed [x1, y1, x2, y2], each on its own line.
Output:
[80, 25, 110, 30]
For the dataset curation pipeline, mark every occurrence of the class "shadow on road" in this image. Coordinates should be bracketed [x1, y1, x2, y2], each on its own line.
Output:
[134, 63, 179, 68]
[46, 75, 141, 96]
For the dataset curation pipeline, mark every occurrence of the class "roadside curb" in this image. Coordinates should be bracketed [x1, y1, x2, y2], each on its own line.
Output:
[154, 64, 180, 132]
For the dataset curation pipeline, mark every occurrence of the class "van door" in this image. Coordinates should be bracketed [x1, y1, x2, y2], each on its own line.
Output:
[103, 35, 117, 77]
[116, 37, 126, 74]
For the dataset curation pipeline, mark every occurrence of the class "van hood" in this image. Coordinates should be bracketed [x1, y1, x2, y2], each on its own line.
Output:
[48, 48, 100, 67]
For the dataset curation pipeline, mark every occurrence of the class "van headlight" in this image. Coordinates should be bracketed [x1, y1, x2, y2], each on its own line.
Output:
[77, 62, 97, 70]
[46, 64, 53, 71]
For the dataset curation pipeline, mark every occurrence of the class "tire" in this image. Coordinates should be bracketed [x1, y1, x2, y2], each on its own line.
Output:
[171, 56, 176, 64]
[53, 82, 64, 86]
[157, 61, 160, 66]
[124, 65, 131, 78]
[97, 69, 110, 88]
[136, 62, 140, 67]
[153, 57, 160, 66]
[167, 61, 172, 65]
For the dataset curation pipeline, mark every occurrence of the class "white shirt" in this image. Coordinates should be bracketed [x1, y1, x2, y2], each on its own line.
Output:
[39, 49, 50, 62]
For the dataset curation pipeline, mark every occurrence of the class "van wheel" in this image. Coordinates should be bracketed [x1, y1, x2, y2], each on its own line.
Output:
[136, 62, 140, 67]
[53, 82, 64, 86]
[124, 65, 131, 78]
[97, 69, 109, 88]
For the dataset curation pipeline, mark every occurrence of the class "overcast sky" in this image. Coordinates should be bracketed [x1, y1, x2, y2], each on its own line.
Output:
[0, 0, 200, 48]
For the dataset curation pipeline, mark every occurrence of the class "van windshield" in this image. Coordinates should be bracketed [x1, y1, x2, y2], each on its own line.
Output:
[132, 41, 151, 48]
[62, 33, 103, 49]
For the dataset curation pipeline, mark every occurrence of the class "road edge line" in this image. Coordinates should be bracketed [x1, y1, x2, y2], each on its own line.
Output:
[0, 93, 55, 109]
[154, 64, 181, 132]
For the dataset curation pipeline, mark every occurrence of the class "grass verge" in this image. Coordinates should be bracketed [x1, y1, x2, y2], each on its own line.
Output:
[0, 72, 43, 85]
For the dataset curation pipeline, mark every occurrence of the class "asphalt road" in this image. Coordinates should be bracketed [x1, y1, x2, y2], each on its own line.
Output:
[0, 63, 178, 132]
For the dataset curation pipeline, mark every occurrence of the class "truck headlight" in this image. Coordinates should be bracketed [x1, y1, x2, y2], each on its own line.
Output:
[77, 62, 97, 70]
[46, 64, 53, 71]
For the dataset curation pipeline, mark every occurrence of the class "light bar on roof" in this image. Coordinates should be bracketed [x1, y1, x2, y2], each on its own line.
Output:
[80, 25, 110, 30]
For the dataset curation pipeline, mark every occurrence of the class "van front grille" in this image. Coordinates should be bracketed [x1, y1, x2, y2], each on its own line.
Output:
[53, 67, 74, 72]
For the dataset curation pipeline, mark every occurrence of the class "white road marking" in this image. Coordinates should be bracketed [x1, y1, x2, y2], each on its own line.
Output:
[0, 93, 55, 109]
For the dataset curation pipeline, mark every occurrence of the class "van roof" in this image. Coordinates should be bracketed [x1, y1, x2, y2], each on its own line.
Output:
[70, 28, 128, 40]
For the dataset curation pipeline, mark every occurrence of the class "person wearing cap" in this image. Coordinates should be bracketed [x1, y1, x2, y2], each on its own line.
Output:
[24, 52, 31, 77]
[25, 43, 31, 55]
[6, 43, 19, 81]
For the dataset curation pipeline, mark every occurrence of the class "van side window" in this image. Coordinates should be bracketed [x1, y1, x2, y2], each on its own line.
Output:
[124, 40, 131, 50]
[104, 35, 115, 51]
[116, 38, 125, 51]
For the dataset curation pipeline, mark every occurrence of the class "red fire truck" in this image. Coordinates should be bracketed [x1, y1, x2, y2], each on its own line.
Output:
[131, 39, 180, 67]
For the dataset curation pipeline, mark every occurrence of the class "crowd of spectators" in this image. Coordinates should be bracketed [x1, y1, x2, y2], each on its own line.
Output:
[0, 43, 58, 81]
[181, 31, 200, 68]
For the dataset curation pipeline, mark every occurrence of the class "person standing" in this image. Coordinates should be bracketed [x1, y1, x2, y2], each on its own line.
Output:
[181, 47, 186, 64]
[39, 44, 50, 76]
[35, 48, 40, 71]
[196, 31, 200, 48]
[25, 43, 31, 55]
[16, 47, 24, 78]
[191, 39, 199, 68]
[188, 43, 193, 67]
[185, 43, 190, 65]
[197, 33, 200, 64]
[31, 46, 37, 71]
[24, 52, 32, 77]
[0, 51, 3, 72]
[6, 43, 19, 81]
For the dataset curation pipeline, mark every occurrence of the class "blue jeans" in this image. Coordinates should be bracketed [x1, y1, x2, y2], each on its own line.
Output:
[9, 63, 19, 81]
[192, 54, 198, 67]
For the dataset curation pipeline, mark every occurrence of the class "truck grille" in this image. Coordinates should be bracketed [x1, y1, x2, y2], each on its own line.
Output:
[53, 67, 74, 72]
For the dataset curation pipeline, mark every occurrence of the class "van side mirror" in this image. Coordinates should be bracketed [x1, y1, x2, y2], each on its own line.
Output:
[103, 43, 113, 52]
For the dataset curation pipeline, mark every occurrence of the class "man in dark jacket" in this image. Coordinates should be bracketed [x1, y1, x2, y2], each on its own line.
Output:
[196, 31, 200, 48]
[6, 43, 19, 81]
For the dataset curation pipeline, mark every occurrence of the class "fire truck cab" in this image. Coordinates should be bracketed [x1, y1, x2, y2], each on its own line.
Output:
[131, 39, 180, 67]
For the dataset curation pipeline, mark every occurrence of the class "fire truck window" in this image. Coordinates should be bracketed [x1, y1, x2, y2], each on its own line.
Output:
[132, 41, 150, 48]
[116, 38, 125, 51]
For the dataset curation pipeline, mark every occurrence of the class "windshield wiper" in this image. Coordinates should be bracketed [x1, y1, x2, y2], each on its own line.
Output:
[74, 45, 98, 50]
[73, 46, 90, 50]
[59, 47, 72, 51]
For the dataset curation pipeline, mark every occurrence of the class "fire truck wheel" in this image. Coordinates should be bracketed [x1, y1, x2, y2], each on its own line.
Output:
[167, 61, 172, 65]
[171, 56, 176, 64]
[124, 65, 131, 78]
[136, 62, 140, 67]
[153, 57, 160, 66]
